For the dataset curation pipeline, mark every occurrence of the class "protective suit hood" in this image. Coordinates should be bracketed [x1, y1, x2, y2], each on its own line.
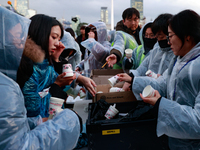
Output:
[89, 22, 107, 44]
[139, 22, 153, 46]
[61, 31, 77, 54]
[0, 6, 30, 81]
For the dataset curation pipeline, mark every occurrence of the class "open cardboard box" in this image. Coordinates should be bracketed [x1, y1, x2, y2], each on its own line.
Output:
[90, 69, 124, 85]
[93, 82, 137, 103]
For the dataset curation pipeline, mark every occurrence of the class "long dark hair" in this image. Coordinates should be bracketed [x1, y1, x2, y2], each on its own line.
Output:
[169, 9, 200, 47]
[28, 14, 64, 62]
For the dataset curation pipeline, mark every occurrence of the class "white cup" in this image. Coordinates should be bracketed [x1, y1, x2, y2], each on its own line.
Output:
[142, 85, 155, 98]
[105, 104, 119, 119]
[145, 70, 158, 79]
[49, 97, 64, 115]
[109, 87, 124, 93]
[108, 75, 119, 87]
[63, 64, 73, 77]
[125, 49, 133, 58]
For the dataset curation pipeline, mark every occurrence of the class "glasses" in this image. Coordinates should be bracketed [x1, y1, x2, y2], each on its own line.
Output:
[166, 34, 175, 43]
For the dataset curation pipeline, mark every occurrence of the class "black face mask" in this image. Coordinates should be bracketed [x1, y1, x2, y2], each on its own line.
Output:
[158, 39, 170, 48]
[143, 37, 157, 54]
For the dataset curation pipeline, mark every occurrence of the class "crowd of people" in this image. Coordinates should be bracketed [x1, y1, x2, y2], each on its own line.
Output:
[1, 5, 200, 150]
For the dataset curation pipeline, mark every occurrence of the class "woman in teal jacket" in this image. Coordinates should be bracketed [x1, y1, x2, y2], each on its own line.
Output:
[0, 7, 80, 150]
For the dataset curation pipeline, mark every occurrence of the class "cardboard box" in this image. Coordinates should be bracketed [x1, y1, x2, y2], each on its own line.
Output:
[90, 69, 124, 85]
[90, 69, 124, 76]
[86, 102, 169, 150]
[93, 83, 137, 103]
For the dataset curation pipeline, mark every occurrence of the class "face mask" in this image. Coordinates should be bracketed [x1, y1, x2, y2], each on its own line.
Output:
[144, 37, 157, 49]
[158, 39, 170, 48]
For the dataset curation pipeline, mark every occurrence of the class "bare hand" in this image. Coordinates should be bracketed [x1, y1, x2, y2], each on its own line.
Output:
[77, 75, 96, 97]
[54, 73, 76, 87]
[122, 82, 131, 91]
[106, 54, 117, 67]
[117, 73, 132, 83]
[42, 117, 48, 122]
[157, 74, 161, 78]
[75, 67, 80, 72]
[140, 90, 161, 106]
[51, 41, 65, 62]
[88, 31, 95, 39]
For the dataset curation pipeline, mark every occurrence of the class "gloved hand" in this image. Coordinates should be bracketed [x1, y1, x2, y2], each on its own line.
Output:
[125, 58, 133, 69]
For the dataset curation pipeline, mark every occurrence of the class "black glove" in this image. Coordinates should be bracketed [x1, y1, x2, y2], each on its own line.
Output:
[125, 58, 133, 69]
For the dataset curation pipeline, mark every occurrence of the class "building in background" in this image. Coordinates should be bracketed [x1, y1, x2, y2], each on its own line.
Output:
[101, 7, 108, 24]
[130, 0, 143, 19]
[14, 0, 29, 17]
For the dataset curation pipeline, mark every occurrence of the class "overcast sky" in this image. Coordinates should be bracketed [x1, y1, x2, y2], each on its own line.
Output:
[2, 0, 200, 26]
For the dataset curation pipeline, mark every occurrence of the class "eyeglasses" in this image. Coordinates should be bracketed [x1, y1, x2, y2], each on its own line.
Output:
[166, 34, 175, 43]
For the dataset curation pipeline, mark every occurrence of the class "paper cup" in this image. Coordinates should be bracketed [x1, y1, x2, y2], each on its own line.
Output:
[79, 89, 86, 99]
[145, 70, 158, 79]
[125, 49, 133, 58]
[105, 104, 119, 119]
[49, 97, 64, 115]
[109, 87, 124, 93]
[142, 85, 155, 98]
[63, 64, 73, 77]
[108, 75, 119, 87]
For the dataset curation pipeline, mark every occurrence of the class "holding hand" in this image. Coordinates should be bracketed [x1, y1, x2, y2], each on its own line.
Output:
[117, 73, 132, 84]
[140, 90, 161, 106]
[54, 73, 76, 87]
[88, 31, 95, 39]
[51, 41, 65, 62]
[77, 75, 96, 97]
[106, 54, 117, 67]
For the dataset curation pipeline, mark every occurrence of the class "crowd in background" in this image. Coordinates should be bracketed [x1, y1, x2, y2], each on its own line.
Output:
[1, 5, 200, 150]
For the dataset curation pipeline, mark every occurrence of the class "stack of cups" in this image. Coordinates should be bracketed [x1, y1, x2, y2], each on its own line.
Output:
[105, 104, 119, 119]
[63, 64, 74, 77]
[145, 70, 158, 79]
[142, 85, 155, 98]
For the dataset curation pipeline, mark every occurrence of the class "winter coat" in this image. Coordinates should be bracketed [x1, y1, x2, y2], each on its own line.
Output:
[77, 22, 111, 77]
[17, 39, 67, 118]
[0, 6, 80, 150]
[132, 42, 200, 149]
